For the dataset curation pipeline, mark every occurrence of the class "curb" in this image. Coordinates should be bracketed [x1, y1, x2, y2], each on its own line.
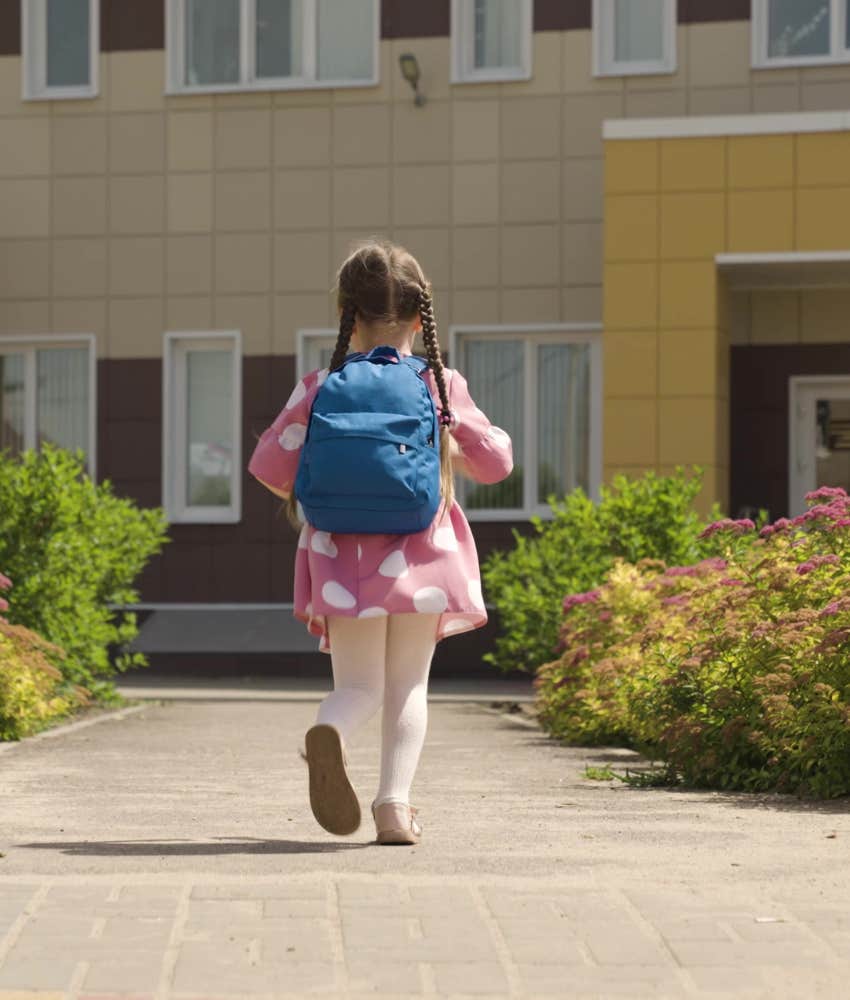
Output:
[0, 701, 152, 754]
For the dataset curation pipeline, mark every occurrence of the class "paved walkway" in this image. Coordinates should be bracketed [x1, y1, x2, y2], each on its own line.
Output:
[1, 685, 849, 998]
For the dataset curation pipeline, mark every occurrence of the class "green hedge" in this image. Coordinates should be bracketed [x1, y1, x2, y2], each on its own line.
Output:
[536, 488, 850, 798]
[0, 445, 168, 700]
[481, 467, 725, 674]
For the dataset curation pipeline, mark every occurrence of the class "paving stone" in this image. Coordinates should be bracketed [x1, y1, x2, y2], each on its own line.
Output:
[82, 953, 163, 992]
[655, 918, 733, 943]
[431, 960, 510, 994]
[518, 963, 686, 996]
[346, 959, 423, 994]
[505, 936, 585, 964]
[0, 956, 78, 989]
[192, 882, 326, 900]
[263, 897, 327, 917]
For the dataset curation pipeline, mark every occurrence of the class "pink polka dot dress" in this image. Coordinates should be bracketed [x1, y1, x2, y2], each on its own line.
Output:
[248, 360, 514, 653]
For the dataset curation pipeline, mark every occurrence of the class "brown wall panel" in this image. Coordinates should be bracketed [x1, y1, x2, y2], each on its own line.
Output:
[679, 0, 750, 24]
[101, 0, 165, 52]
[730, 345, 850, 520]
[535, 0, 591, 32]
[0, 0, 20, 56]
[381, 0, 450, 39]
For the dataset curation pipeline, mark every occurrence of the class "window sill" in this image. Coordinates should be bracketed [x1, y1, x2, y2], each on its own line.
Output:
[165, 510, 242, 525]
[165, 76, 379, 97]
[451, 69, 533, 85]
[464, 507, 555, 522]
[752, 54, 850, 70]
[593, 61, 676, 78]
[23, 85, 99, 101]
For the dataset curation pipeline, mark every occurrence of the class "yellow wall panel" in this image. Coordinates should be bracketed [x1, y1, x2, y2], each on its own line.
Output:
[658, 329, 720, 397]
[660, 138, 726, 192]
[659, 260, 717, 329]
[604, 140, 659, 194]
[728, 135, 793, 189]
[603, 330, 658, 397]
[604, 195, 658, 261]
[604, 398, 658, 467]
[797, 132, 850, 187]
[728, 189, 794, 252]
[658, 397, 723, 466]
[604, 261, 658, 329]
[796, 187, 850, 251]
[660, 192, 725, 259]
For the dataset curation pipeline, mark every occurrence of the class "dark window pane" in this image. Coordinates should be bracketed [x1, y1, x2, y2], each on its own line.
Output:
[47, 0, 90, 87]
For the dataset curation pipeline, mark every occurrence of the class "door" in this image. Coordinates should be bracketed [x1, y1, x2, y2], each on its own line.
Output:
[789, 376, 850, 516]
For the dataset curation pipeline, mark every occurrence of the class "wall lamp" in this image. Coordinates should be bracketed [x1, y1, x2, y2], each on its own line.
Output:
[399, 52, 426, 107]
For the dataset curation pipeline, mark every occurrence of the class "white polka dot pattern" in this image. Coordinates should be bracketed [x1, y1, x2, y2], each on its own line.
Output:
[284, 380, 306, 409]
[433, 525, 458, 551]
[379, 551, 409, 579]
[310, 531, 338, 558]
[358, 607, 388, 618]
[322, 581, 356, 609]
[468, 579, 483, 607]
[297, 527, 308, 550]
[487, 426, 511, 447]
[413, 586, 448, 613]
[278, 423, 306, 450]
[443, 618, 471, 635]
[316, 368, 329, 386]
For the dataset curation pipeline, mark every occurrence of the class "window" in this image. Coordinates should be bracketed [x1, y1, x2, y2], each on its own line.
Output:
[0, 335, 96, 474]
[297, 329, 337, 379]
[23, 0, 99, 100]
[167, 0, 379, 94]
[163, 333, 242, 523]
[593, 0, 676, 77]
[752, 0, 849, 67]
[451, 0, 533, 83]
[449, 326, 603, 520]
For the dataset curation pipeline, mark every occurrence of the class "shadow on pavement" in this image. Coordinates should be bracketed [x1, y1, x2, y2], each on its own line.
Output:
[16, 837, 373, 855]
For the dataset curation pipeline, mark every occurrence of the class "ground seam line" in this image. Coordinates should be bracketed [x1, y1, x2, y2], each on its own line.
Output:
[615, 886, 697, 997]
[0, 882, 51, 969]
[469, 882, 524, 998]
[155, 880, 192, 1000]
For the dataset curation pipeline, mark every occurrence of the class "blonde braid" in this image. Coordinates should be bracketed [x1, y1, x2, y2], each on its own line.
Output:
[418, 285, 454, 513]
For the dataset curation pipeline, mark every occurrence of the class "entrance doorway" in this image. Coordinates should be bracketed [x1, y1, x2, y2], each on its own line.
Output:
[789, 376, 850, 517]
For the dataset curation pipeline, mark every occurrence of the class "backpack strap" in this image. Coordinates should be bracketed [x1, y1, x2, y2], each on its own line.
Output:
[401, 355, 429, 374]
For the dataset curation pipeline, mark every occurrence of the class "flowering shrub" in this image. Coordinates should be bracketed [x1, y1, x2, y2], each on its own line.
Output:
[536, 490, 850, 798]
[482, 467, 726, 673]
[0, 574, 89, 740]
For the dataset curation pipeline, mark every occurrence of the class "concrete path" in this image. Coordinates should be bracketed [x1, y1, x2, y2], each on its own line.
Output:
[1, 688, 850, 999]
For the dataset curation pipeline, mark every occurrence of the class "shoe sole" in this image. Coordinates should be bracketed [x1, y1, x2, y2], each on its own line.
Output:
[304, 724, 361, 836]
[376, 830, 420, 845]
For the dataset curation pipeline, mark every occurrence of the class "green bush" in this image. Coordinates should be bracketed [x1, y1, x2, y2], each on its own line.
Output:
[481, 467, 725, 674]
[0, 445, 169, 700]
[536, 489, 850, 798]
[0, 614, 89, 741]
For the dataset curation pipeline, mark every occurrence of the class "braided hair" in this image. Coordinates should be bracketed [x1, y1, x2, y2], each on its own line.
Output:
[417, 284, 454, 512]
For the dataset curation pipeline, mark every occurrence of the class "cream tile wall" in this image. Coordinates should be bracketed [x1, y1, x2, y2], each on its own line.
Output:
[3, 22, 850, 358]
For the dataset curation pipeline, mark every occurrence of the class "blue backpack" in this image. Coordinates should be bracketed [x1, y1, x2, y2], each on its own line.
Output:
[294, 345, 441, 534]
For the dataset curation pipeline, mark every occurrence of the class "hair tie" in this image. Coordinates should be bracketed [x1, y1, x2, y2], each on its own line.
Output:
[439, 410, 454, 427]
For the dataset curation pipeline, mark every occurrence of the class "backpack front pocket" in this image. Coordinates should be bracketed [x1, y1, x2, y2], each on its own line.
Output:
[303, 411, 421, 504]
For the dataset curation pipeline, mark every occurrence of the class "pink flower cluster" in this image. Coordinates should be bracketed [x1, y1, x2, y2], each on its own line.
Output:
[796, 554, 841, 576]
[806, 487, 848, 503]
[698, 518, 756, 540]
[819, 596, 850, 619]
[562, 589, 601, 613]
[0, 571, 11, 615]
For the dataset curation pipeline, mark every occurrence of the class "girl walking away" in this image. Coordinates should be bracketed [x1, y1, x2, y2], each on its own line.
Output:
[248, 239, 513, 845]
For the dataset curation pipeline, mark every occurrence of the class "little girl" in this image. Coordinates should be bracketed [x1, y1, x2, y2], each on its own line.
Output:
[248, 239, 513, 845]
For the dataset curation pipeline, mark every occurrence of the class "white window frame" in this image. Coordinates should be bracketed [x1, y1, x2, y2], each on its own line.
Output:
[163, 331, 242, 525]
[166, 0, 380, 95]
[451, 0, 533, 84]
[752, 0, 850, 69]
[22, 0, 99, 100]
[448, 324, 603, 522]
[593, 0, 677, 77]
[0, 333, 97, 476]
[296, 328, 337, 380]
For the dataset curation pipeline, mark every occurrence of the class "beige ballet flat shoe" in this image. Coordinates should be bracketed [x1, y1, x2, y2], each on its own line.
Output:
[300, 724, 361, 836]
[371, 799, 422, 845]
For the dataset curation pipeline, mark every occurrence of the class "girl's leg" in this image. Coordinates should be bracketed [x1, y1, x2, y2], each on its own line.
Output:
[374, 613, 439, 807]
[315, 615, 387, 745]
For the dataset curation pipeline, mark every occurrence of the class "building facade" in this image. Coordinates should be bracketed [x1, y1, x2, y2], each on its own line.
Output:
[1, 0, 849, 666]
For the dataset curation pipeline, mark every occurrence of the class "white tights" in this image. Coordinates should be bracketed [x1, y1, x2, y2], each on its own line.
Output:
[314, 613, 439, 808]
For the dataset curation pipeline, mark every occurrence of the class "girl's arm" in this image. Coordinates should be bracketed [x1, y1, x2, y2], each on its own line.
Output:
[445, 370, 513, 485]
[247, 372, 319, 497]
